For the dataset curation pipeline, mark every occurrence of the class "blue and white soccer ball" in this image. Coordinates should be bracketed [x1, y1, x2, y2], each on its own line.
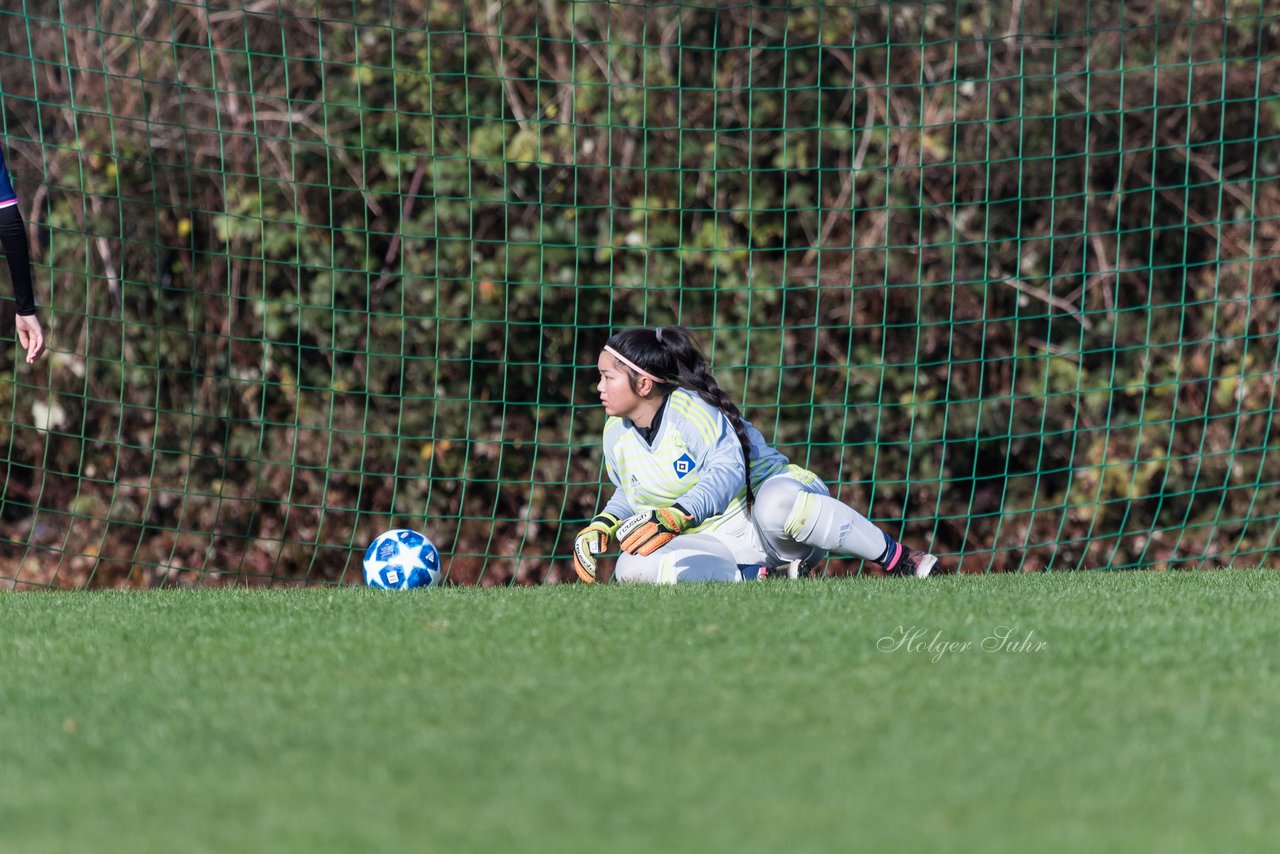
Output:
[363, 529, 441, 589]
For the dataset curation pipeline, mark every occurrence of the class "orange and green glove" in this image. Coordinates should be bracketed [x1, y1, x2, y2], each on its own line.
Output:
[572, 513, 621, 583]
[617, 507, 695, 556]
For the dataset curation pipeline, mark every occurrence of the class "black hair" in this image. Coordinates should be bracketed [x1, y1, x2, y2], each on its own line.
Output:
[604, 326, 756, 508]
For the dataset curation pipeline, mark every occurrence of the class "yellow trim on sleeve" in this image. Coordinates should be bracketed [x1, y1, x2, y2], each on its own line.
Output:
[668, 392, 720, 445]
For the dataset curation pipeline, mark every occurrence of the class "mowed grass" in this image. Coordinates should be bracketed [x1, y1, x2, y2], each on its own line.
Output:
[2, 571, 1278, 853]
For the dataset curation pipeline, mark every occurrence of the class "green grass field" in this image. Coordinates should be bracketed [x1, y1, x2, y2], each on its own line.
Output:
[2, 571, 1277, 853]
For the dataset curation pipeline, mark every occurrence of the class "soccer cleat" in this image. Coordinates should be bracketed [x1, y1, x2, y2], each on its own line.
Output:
[887, 547, 937, 578]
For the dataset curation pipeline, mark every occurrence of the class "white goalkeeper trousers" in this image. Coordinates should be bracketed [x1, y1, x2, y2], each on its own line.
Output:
[613, 469, 890, 584]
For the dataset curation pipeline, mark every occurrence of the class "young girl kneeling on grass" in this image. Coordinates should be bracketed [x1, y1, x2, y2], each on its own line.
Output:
[572, 326, 937, 584]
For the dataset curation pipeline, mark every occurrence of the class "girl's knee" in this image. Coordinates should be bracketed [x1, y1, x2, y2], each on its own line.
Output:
[753, 478, 806, 535]
[614, 537, 740, 584]
[614, 552, 658, 583]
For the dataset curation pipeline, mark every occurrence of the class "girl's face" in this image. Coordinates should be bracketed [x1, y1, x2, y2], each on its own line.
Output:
[597, 351, 645, 419]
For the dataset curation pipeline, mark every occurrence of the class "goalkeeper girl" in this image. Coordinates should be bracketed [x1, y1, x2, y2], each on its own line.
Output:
[572, 326, 937, 584]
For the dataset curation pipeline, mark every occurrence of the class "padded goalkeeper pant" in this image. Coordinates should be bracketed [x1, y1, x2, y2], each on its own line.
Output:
[613, 532, 747, 584]
[612, 469, 890, 584]
[750, 471, 887, 566]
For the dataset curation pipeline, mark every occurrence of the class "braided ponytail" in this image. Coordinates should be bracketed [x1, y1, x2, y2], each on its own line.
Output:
[674, 352, 756, 509]
[609, 326, 756, 509]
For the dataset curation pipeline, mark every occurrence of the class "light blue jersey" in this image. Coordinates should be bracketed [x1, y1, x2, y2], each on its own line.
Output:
[601, 388, 790, 534]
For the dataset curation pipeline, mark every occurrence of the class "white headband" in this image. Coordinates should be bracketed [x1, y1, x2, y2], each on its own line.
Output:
[603, 345, 664, 384]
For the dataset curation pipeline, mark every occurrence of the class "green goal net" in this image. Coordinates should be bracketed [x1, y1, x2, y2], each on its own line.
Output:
[1, 0, 1277, 587]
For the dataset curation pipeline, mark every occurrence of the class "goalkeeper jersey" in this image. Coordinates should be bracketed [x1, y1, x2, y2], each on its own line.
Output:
[601, 388, 790, 534]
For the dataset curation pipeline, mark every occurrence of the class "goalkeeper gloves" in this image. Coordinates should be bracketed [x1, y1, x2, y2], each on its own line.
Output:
[572, 513, 621, 584]
[617, 507, 695, 556]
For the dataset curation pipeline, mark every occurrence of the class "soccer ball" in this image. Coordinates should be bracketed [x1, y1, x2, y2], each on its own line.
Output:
[363, 529, 441, 589]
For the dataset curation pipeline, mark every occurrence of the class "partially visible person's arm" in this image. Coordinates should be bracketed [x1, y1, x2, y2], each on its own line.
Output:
[0, 204, 37, 316]
[0, 146, 46, 363]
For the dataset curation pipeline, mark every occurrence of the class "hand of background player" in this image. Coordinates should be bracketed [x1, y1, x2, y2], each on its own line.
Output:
[572, 513, 621, 583]
[617, 507, 694, 556]
[16, 314, 45, 363]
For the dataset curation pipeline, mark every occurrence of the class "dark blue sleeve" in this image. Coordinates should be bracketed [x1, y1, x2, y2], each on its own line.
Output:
[0, 146, 17, 207]
[0, 146, 37, 314]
